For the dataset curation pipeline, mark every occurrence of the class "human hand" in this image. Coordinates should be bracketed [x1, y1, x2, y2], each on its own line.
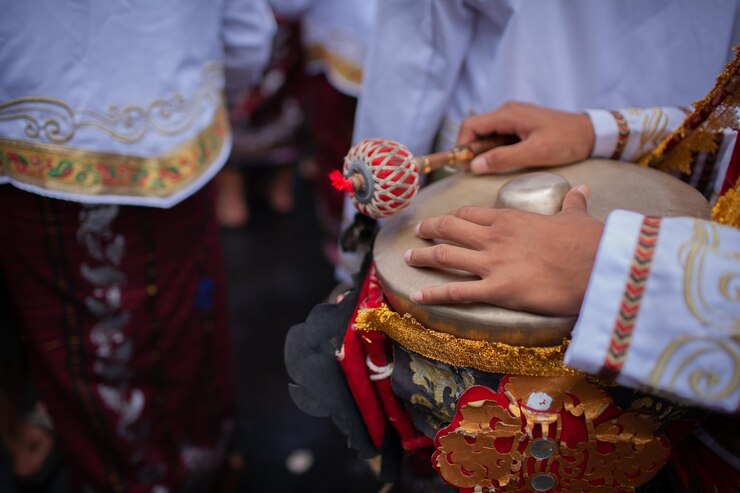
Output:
[403, 186, 603, 316]
[458, 102, 595, 174]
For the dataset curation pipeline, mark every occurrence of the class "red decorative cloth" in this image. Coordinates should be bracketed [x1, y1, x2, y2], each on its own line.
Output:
[338, 265, 432, 453]
[0, 184, 236, 493]
[337, 270, 387, 449]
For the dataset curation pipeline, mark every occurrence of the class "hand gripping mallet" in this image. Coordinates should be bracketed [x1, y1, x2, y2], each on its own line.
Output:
[330, 135, 516, 218]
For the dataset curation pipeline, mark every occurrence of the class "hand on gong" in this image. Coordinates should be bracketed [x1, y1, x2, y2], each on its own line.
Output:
[403, 186, 603, 316]
[458, 102, 595, 174]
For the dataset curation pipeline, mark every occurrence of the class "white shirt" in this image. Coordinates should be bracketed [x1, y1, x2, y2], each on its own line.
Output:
[270, 0, 377, 97]
[354, 0, 740, 154]
[0, 0, 275, 207]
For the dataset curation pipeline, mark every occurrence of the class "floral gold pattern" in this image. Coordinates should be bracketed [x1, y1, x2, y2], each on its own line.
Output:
[354, 305, 580, 377]
[0, 63, 223, 145]
[0, 103, 228, 199]
[433, 379, 670, 493]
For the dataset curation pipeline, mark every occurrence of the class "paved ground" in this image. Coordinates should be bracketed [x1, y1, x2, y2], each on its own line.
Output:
[224, 171, 384, 492]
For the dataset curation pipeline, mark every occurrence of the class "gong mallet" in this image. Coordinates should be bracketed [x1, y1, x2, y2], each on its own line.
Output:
[330, 135, 517, 218]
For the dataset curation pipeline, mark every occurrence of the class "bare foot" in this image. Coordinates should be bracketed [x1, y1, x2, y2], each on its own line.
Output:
[12, 421, 54, 479]
[267, 166, 295, 213]
[215, 168, 250, 227]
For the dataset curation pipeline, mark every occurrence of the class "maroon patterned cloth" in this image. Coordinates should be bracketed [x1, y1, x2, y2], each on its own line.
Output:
[0, 184, 236, 493]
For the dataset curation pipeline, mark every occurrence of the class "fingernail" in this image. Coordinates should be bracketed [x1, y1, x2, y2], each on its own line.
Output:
[403, 249, 412, 262]
[576, 184, 590, 200]
[410, 290, 424, 302]
[414, 222, 421, 235]
[471, 156, 487, 174]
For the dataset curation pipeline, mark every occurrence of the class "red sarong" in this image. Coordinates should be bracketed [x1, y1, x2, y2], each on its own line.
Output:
[0, 184, 236, 493]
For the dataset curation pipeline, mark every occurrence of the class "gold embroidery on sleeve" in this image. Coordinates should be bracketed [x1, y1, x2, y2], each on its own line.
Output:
[637, 108, 669, 158]
[649, 337, 740, 402]
[679, 221, 740, 330]
[647, 220, 740, 404]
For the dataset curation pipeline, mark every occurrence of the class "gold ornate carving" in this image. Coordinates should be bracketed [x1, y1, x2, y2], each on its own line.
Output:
[434, 378, 670, 492]
[354, 304, 580, 377]
[0, 63, 223, 145]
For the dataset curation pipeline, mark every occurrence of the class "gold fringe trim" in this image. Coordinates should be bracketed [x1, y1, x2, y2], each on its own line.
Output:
[712, 178, 740, 227]
[354, 304, 580, 377]
[639, 46, 740, 173]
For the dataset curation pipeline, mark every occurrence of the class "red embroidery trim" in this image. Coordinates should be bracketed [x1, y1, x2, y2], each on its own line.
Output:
[601, 216, 662, 378]
[609, 110, 630, 160]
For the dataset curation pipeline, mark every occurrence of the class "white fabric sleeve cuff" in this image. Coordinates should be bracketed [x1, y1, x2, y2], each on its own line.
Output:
[586, 107, 690, 162]
[565, 211, 740, 413]
[585, 109, 619, 159]
[565, 210, 643, 373]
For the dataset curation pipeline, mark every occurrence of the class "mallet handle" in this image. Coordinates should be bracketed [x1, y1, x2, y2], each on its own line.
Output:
[413, 134, 518, 174]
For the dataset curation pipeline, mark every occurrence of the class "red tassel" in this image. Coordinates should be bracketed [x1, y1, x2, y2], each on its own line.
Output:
[330, 170, 355, 194]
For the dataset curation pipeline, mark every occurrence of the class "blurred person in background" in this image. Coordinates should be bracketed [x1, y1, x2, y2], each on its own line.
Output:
[214, 16, 307, 229]
[0, 1, 274, 491]
[270, 0, 377, 266]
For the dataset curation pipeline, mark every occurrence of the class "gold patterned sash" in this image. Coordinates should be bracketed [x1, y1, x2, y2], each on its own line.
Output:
[0, 103, 228, 200]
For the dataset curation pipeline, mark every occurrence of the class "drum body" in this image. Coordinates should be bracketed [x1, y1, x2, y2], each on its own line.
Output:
[363, 160, 710, 492]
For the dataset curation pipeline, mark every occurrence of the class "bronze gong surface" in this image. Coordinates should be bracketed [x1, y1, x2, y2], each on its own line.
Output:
[373, 159, 711, 347]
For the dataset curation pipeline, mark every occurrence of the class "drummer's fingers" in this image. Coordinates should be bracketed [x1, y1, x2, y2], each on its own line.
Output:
[560, 185, 589, 213]
[404, 244, 486, 276]
[470, 138, 549, 174]
[415, 214, 488, 248]
[452, 206, 502, 226]
[456, 105, 520, 145]
[410, 280, 491, 305]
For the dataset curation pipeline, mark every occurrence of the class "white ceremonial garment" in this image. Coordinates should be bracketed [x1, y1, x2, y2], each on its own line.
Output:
[0, 0, 275, 207]
[565, 211, 740, 413]
[270, 0, 377, 97]
[354, 0, 740, 155]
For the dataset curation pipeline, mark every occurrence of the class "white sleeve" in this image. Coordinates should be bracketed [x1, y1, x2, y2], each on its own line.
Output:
[352, 0, 475, 155]
[564, 210, 740, 413]
[585, 107, 690, 162]
[222, 0, 277, 105]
